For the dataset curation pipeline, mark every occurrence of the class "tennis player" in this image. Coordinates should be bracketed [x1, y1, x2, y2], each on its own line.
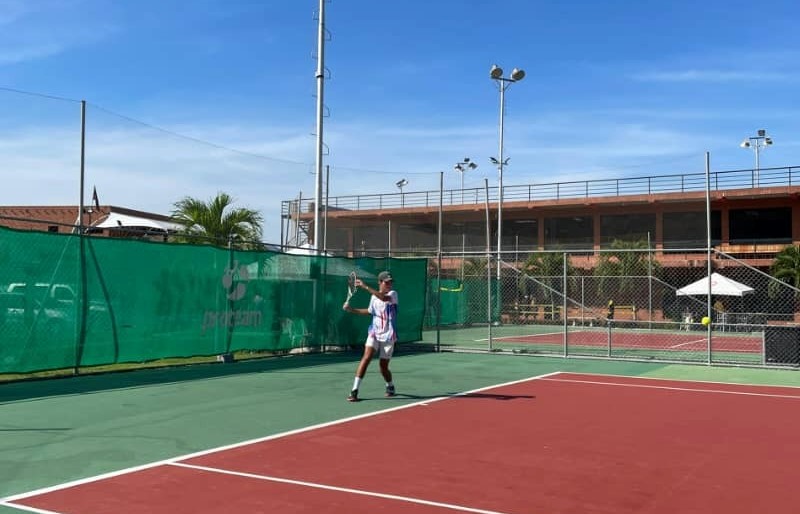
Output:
[342, 270, 398, 402]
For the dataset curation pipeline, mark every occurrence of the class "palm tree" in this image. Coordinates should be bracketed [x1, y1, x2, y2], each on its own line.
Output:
[771, 245, 800, 289]
[595, 238, 660, 310]
[171, 192, 263, 246]
[462, 257, 492, 279]
[769, 245, 800, 302]
[522, 251, 573, 306]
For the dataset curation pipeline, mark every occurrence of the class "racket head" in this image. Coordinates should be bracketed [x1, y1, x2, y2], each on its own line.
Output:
[346, 271, 358, 303]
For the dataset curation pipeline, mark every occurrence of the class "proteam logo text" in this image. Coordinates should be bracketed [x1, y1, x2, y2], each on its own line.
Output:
[201, 260, 263, 334]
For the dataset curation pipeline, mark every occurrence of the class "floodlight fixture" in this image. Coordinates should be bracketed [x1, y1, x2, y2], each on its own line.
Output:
[454, 157, 478, 198]
[454, 160, 477, 173]
[740, 129, 774, 187]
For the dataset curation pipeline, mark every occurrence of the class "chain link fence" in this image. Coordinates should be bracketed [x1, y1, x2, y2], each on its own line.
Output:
[422, 248, 800, 369]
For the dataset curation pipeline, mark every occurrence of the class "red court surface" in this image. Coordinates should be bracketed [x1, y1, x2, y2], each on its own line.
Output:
[498, 330, 761, 353]
[6, 372, 800, 514]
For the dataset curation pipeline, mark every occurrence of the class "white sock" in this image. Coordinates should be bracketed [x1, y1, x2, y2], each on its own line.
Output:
[352, 377, 362, 391]
[386, 381, 394, 388]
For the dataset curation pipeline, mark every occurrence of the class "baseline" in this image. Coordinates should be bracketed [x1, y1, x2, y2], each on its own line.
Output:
[542, 372, 800, 399]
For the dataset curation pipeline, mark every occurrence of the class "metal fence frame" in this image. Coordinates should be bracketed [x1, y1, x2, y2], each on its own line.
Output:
[417, 247, 800, 370]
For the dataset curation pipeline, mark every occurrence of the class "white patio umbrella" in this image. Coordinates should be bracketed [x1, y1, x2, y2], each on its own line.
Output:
[675, 272, 754, 297]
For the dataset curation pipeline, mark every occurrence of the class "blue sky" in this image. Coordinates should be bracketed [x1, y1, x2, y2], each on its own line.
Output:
[2, 0, 800, 243]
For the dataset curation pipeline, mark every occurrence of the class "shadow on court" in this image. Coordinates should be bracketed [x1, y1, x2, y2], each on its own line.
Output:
[372, 392, 536, 402]
[458, 392, 536, 400]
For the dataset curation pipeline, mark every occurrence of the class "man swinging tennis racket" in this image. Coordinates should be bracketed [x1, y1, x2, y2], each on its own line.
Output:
[342, 270, 398, 402]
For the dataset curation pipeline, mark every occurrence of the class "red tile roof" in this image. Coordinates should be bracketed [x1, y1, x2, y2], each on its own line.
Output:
[0, 205, 172, 234]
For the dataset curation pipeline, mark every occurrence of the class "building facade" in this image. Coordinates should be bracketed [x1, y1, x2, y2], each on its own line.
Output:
[284, 165, 800, 268]
[0, 205, 179, 239]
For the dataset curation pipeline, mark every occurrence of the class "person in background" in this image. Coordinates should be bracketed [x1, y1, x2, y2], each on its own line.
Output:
[681, 308, 694, 331]
[606, 299, 615, 324]
[713, 298, 727, 325]
[342, 271, 398, 402]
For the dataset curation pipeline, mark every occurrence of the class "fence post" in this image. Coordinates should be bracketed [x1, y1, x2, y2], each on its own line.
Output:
[563, 252, 568, 358]
[74, 99, 88, 375]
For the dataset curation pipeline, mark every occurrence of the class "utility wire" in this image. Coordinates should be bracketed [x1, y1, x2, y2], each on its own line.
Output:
[0, 86, 81, 103]
[3, 85, 715, 180]
[87, 102, 310, 166]
[0, 85, 444, 177]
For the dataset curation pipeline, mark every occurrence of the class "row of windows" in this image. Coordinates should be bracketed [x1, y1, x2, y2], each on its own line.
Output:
[326, 208, 793, 252]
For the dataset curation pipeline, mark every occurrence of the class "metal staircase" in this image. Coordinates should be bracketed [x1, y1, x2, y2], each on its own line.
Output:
[281, 198, 310, 248]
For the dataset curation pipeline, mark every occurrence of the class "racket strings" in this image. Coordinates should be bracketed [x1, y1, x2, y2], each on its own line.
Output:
[346, 272, 358, 304]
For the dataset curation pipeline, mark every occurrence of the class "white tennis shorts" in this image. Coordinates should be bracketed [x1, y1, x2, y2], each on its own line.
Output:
[366, 336, 395, 359]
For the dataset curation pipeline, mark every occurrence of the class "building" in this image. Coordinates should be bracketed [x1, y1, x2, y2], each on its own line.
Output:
[0, 205, 180, 239]
[283, 165, 800, 268]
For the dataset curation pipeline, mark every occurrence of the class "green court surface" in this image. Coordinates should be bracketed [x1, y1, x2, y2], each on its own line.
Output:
[1, 350, 798, 513]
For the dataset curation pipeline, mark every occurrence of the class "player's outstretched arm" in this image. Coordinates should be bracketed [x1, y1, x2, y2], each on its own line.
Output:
[343, 303, 369, 315]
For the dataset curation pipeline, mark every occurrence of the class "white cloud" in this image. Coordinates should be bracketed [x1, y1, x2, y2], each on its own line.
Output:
[0, 0, 36, 26]
[1, 102, 798, 244]
[0, 121, 316, 242]
[0, 43, 69, 65]
[0, 0, 117, 65]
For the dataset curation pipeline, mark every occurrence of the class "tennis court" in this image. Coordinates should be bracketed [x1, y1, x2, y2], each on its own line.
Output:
[496, 327, 762, 353]
[2, 352, 798, 513]
[430, 323, 771, 365]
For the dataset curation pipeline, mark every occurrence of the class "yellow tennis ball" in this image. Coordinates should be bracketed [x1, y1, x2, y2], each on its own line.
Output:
[701, 316, 711, 326]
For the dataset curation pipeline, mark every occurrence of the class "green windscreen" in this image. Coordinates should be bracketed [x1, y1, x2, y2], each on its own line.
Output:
[0, 227, 427, 374]
[426, 277, 498, 326]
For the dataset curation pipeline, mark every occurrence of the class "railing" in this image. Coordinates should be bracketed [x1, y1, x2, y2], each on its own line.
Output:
[281, 165, 799, 217]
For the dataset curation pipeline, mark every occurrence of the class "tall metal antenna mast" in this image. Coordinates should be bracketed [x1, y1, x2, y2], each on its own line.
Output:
[313, 0, 327, 252]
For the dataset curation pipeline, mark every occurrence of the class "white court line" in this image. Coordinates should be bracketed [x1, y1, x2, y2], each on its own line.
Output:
[477, 331, 565, 342]
[559, 370, 800, 390]
[668, 338, 707, 349]
[541, 376, 800, 400]
[0, 502, 63, 514]
[169, 462, 513, 514]
[1, 371, 562, 505]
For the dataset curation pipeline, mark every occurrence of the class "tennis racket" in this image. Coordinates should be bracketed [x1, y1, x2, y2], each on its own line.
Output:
[344, 271, 358, 306]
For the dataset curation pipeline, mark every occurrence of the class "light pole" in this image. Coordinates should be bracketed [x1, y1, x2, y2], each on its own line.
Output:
[396, 178, 408, 193]
[454, 158, 477, 280]
[489, 64, 525, 281]
[396, 178, 408, 207]
[740, 129, 773, 187]
[454, 157, 477, 203]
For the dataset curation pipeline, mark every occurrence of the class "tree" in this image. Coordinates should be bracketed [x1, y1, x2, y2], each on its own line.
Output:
[769, 245, 800, 298]
[171, 192, 263, 246]
[522, 251, 574, 305]
[594, 239, 660, 307]
[462, 257, 492, 278]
